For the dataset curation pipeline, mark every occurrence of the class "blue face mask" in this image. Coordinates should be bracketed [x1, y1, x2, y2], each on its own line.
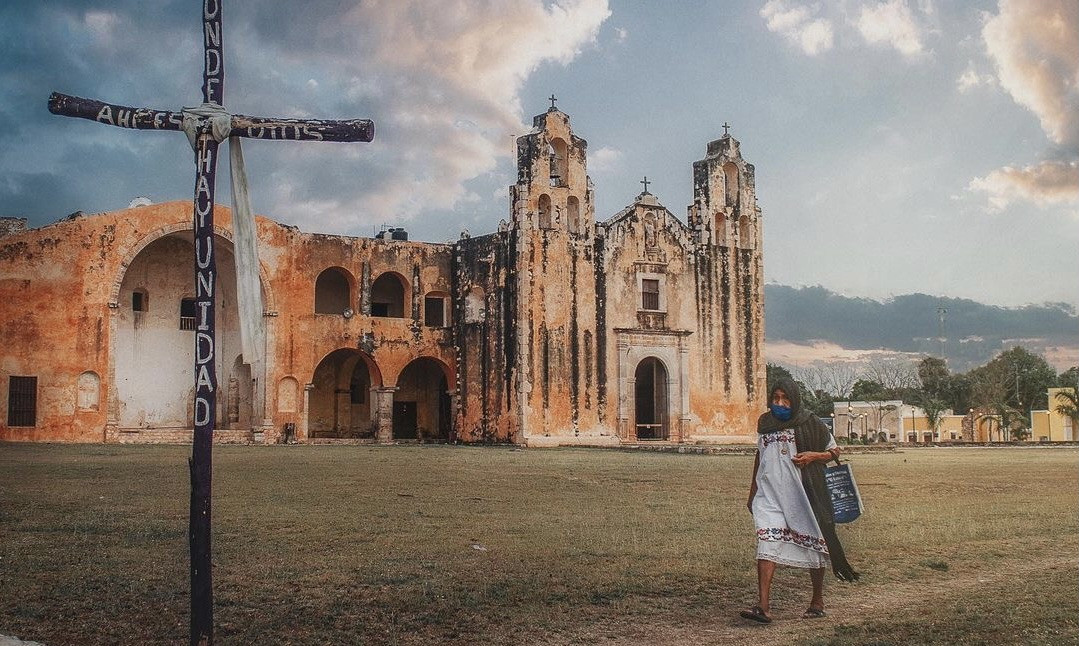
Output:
[769, 404, 792, 421]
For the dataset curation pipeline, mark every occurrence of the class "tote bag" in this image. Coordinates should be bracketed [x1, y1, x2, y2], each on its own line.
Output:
[824, 460, 863, 524]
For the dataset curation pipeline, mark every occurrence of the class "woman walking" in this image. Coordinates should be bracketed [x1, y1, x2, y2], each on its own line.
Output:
[740, 378, 858, 624]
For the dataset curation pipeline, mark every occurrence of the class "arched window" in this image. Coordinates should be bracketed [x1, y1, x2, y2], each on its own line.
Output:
[548, 138, 568, 187]
[723, 162, 740, 207]
[371, 272, 407, 318]
[277, 377, 299, 413]
[77, 371, 100, 411]
[465, 286, 486, 324]
[315, 267, 352, 315]
[738, 216, 754, 247]
[538, 194, 552, 229]
[567, 196, 580, 233]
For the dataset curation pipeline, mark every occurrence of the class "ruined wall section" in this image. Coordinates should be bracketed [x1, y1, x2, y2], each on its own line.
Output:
[452, 231, 517, 442]
[0, 211, 117, 441]
[687, 135, 765, 439]
[512, 109, 606, 446]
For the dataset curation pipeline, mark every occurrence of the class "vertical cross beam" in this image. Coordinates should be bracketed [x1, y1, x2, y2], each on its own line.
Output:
[46, 3, 373, 641]
[189, 4, 223, 644]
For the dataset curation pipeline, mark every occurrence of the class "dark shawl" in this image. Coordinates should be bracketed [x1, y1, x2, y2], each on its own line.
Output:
[757, 378, 859, 581]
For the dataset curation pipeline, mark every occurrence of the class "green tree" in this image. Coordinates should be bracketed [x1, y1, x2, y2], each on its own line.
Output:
[917, 356, 949, 399]
[920, 397, 948, 440]
[766, 363, 795, 388]
[851, 379, 889, 403]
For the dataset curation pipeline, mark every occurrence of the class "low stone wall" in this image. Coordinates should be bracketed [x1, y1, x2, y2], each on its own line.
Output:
[114, 429, 254, 444]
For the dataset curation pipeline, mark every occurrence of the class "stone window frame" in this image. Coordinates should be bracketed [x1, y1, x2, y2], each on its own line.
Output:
[131, 288, 149, 312]
[637, 273, 666, 313]
[423, 292, 451, 327]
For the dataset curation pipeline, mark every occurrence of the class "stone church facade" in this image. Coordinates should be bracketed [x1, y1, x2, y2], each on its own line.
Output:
[0, 107, 764, 446]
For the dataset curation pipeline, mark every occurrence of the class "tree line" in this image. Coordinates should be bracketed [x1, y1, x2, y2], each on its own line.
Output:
[769, 347, 1079, 440]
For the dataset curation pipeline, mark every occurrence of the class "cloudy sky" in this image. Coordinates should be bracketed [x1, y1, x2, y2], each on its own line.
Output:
[2, 0, 1077, 311]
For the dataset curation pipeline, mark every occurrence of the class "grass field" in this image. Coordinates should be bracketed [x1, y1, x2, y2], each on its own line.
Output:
[1, 444, 1076, 645]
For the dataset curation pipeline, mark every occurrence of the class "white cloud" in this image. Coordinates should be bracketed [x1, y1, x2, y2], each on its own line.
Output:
[237, 0, 611, 233]
[968, 160, 1079, 210]
[855, 0, 925, 57]
[589, 146, 623, 173]
[614, 27, 628, 43]
[760, 1, 834, 56]
[982, 0, 1079, 147]
[956, 61, 995, 92]
[968, 1, 1079, 212]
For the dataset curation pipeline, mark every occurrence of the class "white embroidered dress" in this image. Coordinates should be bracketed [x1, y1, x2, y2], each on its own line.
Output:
[751, 430, 836, 568]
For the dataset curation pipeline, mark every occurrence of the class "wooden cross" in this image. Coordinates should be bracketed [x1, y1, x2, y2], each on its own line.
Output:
[47, 2, 373, 644]
[723, 121, 731, 136]
[640, 176, 650, 193]
[549, 94, 558, 110]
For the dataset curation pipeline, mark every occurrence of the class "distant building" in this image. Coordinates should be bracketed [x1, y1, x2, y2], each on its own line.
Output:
[1029, 387, 1077, 441]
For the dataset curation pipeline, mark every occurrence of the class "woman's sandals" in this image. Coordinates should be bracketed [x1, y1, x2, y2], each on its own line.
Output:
[802, 606, 827, 619]
[739, 606, 772, 624]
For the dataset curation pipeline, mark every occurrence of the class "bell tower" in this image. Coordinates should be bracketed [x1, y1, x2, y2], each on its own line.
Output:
[686, 128, 766, 411]
[509, 103, 602, 444]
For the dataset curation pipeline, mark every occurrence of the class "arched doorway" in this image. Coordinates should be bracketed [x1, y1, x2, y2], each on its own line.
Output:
[394, 358, 452, 441]
[113, 231, 249, 430]
[635, 357, 669, 440]
[309, 349, 381, 438]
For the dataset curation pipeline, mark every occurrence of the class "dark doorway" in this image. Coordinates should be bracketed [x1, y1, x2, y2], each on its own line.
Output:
[635, 357, 668, 440]
[393, 402, 417, 439]
[395, 357, 453, 441]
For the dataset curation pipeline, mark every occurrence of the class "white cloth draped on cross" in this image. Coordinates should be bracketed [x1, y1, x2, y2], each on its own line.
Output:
[181, 102, 265, 377]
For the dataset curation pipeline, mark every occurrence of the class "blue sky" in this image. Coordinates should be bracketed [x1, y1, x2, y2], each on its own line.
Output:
[2, 0, 1077, 310]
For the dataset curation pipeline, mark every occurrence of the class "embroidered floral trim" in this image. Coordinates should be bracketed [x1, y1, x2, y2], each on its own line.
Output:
[756, 527, 828, 552]
[761, 431, 796, 448]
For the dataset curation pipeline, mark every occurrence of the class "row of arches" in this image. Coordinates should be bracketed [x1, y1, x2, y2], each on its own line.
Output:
[537, 193, 582, 232]
[315, 267, 490, 325]
[315, 268, 421, 317]
[298, 349, 453, 441]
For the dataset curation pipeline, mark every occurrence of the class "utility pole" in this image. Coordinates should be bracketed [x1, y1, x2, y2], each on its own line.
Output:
[937, 306, 948, 365]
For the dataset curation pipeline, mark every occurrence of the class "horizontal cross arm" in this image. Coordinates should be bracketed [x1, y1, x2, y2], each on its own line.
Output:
[48, 92, 183, 131]
[49, 92, 374, 143]
[231, 115, 373, 143]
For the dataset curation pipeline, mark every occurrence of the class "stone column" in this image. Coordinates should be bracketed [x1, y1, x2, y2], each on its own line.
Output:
[373, 386, 398, 443]
[298, 383, 314, 441]
[617, 338, 631, 441]
[678, 345, 691, 443]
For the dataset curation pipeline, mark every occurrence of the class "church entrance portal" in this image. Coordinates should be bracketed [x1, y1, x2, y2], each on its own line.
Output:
[309, 349, 380, 438]
[635, 357, 669, 440]
[393, 358, 451, 441]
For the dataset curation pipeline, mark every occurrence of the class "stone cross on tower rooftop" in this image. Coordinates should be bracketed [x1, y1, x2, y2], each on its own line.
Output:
[640, 176, 651, 194]
[549, 94, 558, 110]
[723, 122, 731, 136]
[46, 2, 374, 644]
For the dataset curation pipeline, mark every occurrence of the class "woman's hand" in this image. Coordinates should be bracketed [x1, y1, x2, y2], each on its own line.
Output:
[792, 451, 829, 468]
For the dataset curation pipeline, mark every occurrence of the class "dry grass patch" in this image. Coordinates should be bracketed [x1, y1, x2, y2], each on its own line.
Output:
[0, 444, 1075, 645]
